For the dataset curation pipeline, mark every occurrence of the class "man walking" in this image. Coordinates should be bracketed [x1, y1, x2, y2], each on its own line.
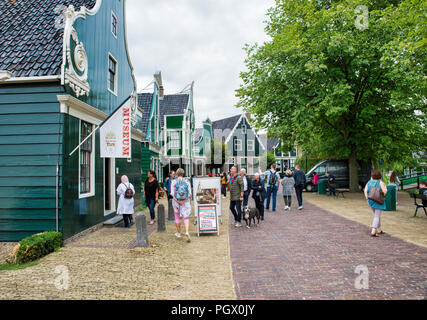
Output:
[263, 164, 281, 212]
[240, 168, 250, 207]
[229, 166, 244, 227]
[293, 165, 306, 210]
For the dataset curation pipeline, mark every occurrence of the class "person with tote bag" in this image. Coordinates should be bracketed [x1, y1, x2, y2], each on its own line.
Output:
[364, 170, 388, 237]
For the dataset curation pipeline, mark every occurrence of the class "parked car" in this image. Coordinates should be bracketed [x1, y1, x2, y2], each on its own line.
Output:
[305, 159, 371, 192]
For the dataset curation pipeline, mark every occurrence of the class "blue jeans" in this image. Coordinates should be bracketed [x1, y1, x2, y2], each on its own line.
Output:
[266, 185, 278, 211]
[230, 200, 242, 223]
[148, 199, 156, 220]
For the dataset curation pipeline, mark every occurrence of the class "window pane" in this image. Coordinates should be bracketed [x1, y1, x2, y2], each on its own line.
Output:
[80, 121, 92, 195]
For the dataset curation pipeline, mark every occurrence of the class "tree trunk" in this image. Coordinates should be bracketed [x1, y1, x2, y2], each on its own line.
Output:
[349, 151, 359, 192]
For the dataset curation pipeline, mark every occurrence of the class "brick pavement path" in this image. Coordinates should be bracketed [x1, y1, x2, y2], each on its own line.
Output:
[229, 198, 427, 300]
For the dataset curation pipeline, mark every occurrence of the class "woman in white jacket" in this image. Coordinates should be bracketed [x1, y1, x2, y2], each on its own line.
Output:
[117, 175, 135, 228]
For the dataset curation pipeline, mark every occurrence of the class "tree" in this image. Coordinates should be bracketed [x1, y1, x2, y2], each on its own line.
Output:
[237, 0, 426, 192]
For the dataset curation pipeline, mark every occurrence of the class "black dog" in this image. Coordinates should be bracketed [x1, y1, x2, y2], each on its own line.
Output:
[242, 206, 260, 228]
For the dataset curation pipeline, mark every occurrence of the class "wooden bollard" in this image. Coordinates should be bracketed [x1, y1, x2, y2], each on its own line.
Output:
[168, 198, 175, 222]
[157, 204, 166, 233]
[136, 212, 148, 247]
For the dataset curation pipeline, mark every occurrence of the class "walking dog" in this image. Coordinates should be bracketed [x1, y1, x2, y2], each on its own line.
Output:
[242, 206, 260, 228]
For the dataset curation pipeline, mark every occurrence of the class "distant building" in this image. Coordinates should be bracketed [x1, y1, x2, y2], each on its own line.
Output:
[0, 0, 143, 241]
[138, 72, 163, 182]
[212, 114, 266, 175]
[193, 118, 212, 176]
[266, 137, 299, 173]
[160, 83, 195, 178]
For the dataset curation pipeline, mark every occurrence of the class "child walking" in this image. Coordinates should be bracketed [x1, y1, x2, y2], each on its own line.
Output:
[281, 169, 295, 211]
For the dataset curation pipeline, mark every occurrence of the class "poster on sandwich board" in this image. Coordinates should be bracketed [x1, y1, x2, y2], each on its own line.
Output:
[193, 177, 222, 236]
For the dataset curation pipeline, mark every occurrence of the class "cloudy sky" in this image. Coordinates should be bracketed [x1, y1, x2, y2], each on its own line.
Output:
[126, 0, 274, 127]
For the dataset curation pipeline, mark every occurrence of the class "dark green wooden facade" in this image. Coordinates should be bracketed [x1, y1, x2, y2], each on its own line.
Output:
[0, 0, 142, 241]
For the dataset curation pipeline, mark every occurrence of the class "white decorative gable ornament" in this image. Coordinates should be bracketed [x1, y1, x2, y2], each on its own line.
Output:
[62, 5, 91, 97]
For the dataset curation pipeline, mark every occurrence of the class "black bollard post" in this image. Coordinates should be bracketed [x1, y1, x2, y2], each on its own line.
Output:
[168, 198, 175, 222]
[136, 212, 149, 248]
[157, 204, 166, 232]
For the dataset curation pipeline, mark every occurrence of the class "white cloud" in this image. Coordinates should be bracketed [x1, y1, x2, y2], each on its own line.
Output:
[126, 0, 273, 127]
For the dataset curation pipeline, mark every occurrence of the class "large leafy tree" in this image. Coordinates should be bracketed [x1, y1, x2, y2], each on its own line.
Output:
[237, 0, 426, 191]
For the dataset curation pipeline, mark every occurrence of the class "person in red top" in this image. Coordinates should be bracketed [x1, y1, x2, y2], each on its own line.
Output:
[312, 172, 319, 192]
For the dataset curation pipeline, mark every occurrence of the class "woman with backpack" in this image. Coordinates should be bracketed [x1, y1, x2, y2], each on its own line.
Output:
[171, 168, 192, 242]
[144, 170, 159, 225]
[117, 175, 135, 228]
[364, 170, 388, 237]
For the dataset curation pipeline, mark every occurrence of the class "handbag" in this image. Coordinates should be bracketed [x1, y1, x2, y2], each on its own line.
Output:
[367, 181, 385, 204]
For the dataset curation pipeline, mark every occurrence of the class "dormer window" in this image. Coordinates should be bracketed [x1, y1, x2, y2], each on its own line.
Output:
[111, 12, 118, 38]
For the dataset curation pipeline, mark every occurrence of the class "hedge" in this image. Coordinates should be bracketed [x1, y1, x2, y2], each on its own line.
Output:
[15, 232, 63, 264]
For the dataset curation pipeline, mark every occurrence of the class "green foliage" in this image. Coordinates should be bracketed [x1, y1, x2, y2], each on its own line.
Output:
[237, 0, 426, 191]
[0, 261, 39, 271]
[15, 232, 62, 264]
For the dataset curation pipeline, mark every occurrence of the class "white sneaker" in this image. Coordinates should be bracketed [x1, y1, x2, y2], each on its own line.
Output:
[185, 232, 191, 242]
[298, 206, 303, 210]
[235, 222, 242, 228]
[175, 232, 182, 238]
[284, 206, 289, 210]
[287, 207, 291, 211]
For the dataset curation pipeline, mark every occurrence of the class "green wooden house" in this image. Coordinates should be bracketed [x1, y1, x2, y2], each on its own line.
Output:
[193, 118, 212, 176]
[160, 82, 195, 178]
[212, 114, 266, 175]
[0, 0, 143, 241]
[138, 72, 163, 182]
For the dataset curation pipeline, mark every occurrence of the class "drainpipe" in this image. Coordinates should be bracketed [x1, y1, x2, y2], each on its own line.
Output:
[56, 163, 59, 232]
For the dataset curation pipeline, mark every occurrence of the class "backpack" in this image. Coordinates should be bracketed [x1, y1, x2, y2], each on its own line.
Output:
[174, 178, 190, 201]
[122, 183, 134, 199]
[268, 170, 277, 186]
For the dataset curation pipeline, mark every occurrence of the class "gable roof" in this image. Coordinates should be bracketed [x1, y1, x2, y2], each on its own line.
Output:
[137, 93, 154, 135]
[159, 94, 189, 127]
[0, 0, 97, 78]
[268, 137, 279, 151]
[211, 114, 241, 139]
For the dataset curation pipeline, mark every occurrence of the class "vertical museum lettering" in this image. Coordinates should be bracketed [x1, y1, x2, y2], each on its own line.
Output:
[122, 107, 130, 157]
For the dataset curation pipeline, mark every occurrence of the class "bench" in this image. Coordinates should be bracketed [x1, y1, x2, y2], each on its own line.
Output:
[410, 193, 427, 217]
[334, 189, 346, 198]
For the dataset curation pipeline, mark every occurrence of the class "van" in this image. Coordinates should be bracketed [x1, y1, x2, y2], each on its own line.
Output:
[305, 159, 371, 192]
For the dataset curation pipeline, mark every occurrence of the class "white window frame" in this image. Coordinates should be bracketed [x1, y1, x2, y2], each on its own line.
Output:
[111, 11, 118, 39]
[78, 120, 96, 199]
[247, 139, 255, 152]
[107, 53, 118, 96]
[170, 131, 180, 150]
[234, 139, 242, 152]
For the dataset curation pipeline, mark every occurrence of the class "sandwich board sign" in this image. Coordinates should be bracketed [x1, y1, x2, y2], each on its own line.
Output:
[193, 177, 222, 236]
[197, 205, 219, 236]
